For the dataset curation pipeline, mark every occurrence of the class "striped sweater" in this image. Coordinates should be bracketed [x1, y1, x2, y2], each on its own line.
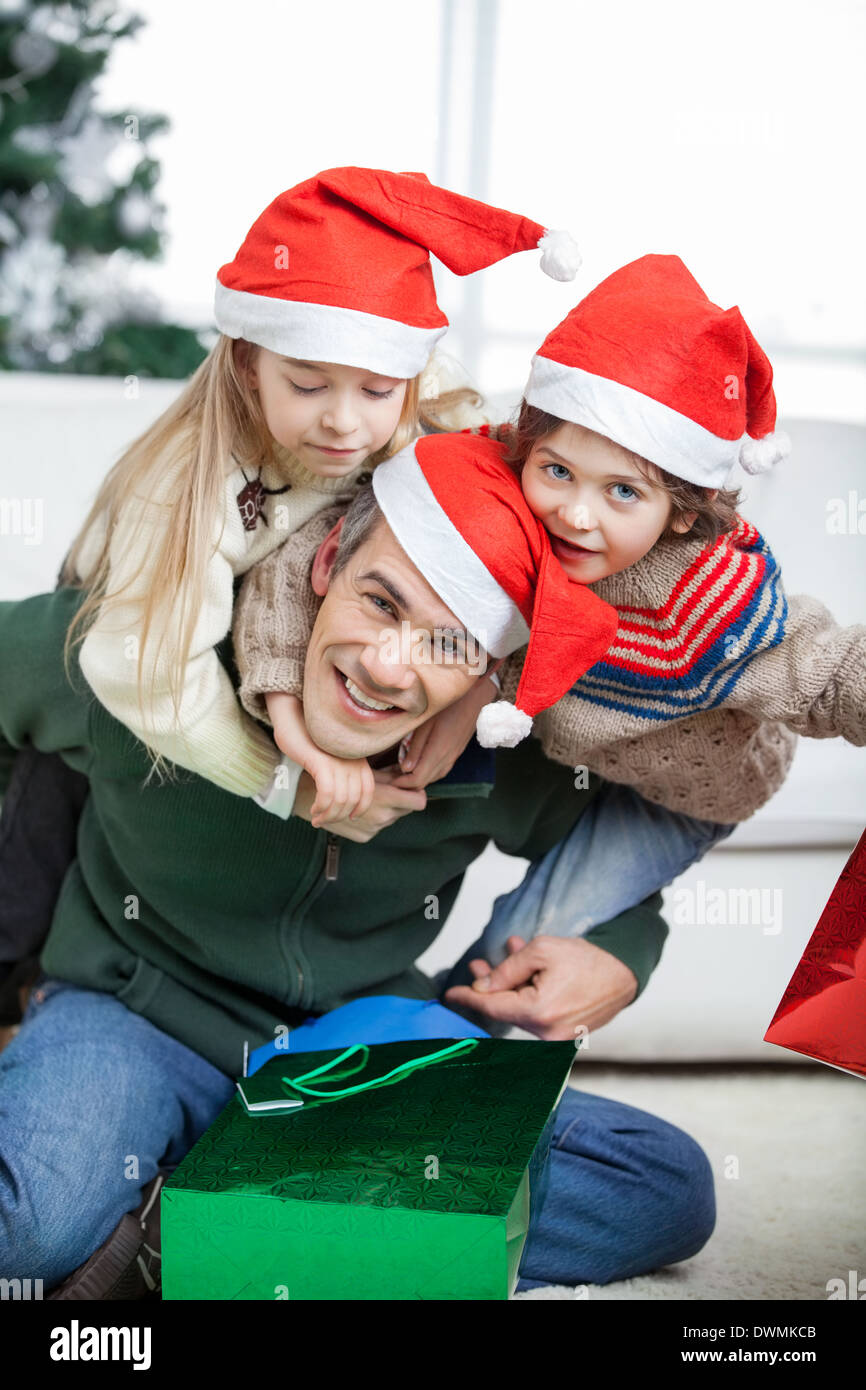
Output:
[570, 515, 788, 725]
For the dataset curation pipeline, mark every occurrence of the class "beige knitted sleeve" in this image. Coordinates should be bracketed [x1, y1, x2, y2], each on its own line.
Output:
[233, 505, 344, 726]
[720, 594, 866, 744]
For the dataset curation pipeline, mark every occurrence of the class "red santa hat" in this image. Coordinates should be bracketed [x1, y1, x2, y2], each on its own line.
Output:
[371, 432, 619, 746]
[215, 167, 581, 379]
[524, 254, 790, 488]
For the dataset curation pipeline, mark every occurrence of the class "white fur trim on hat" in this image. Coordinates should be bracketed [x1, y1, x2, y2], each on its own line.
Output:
[525, 355, 744, 489]
[739, 430, 791, 475]
[372, 447, 531, 660]
[538, 229, 582, 282]
[476, 701, 533, 748]
[214, 281, 446, 378]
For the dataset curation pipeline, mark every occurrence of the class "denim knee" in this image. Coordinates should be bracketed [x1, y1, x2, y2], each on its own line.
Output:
[649, 1119, 717, 1267]
[520, 1089, 717, 1287]
[568, 1092, 717, 1275]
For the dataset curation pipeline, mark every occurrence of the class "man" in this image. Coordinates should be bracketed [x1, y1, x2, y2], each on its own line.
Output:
[0, 437, 715, 1297]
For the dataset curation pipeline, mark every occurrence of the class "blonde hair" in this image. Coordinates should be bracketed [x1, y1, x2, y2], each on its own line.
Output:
[61, 337, 480, 782]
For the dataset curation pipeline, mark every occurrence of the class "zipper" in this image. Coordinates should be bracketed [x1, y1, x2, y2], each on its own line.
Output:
[290, 778, 482, 1010]
[324, 833, 340, 881]
[278, 828, 337, 1010]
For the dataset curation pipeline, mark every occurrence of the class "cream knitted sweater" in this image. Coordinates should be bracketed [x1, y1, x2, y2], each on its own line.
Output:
[74, 444, 366, 800]
[234, 503, 866, 824]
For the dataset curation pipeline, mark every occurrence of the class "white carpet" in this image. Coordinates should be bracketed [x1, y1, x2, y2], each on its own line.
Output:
[515, 1065, 866, 1301]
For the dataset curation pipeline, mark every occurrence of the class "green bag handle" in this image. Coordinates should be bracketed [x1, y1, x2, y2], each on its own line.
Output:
[281, 1038, 479, 1101]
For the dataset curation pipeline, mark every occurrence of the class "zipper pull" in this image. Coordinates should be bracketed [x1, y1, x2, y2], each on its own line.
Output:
[324, 833, 340, 882]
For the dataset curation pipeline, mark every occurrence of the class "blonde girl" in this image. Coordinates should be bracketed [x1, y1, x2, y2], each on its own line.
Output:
[57, 167, 580, 822]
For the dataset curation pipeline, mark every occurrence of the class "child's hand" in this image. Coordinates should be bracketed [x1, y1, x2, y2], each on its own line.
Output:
[293, 767, 427, 842]
[265, 690, 375, 827]
[393, 663, 502, 789]
[303, 745, 376, 829]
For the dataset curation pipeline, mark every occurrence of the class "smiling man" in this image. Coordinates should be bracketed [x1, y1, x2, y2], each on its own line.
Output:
[0, 432, 715, 1298]
[303, 494, 484, 754]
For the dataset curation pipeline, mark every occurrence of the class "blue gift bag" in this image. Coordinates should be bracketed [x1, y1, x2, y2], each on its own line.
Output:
[246, 996, 489, 1077]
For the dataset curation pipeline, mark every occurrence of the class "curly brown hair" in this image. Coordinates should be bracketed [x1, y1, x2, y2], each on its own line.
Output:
[508, 402, 741, 543]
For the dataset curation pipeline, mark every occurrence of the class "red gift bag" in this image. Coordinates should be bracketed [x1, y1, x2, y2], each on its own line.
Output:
[764, 828, 866, 1079]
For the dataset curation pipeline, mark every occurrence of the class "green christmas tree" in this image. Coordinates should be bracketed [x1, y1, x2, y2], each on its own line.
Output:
[0, 0, 207, 377]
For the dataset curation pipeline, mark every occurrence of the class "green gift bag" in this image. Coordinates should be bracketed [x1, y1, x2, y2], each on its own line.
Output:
[162, 1038, 575, 1301]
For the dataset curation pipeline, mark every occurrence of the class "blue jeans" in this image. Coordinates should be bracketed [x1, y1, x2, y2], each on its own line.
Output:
[444, 782, 735, 989]
[0, 978, 715, 1292]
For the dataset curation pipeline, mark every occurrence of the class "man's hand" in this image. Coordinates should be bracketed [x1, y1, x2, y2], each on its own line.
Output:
[444, 934, 638, 1040]
[292, 767, 427, 843]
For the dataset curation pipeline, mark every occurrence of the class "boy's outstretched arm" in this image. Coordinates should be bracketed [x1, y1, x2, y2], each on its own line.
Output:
[726, 594, 866, 744]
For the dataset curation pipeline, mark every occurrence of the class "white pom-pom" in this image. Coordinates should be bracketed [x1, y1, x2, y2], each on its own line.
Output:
[538, 228, 582, 282]
[476, 701, 533, 748]
[739, 429, 791, 475]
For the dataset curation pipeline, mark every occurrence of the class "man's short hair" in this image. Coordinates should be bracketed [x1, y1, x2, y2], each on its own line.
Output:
[330, 482, 384, 580]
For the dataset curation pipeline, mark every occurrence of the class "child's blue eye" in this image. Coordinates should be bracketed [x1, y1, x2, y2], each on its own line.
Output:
[545, 463, 572, 481]
[612, 483, 639, 501]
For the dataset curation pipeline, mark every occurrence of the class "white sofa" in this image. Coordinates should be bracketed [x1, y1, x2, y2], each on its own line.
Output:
[1, 375, 863, 1061]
